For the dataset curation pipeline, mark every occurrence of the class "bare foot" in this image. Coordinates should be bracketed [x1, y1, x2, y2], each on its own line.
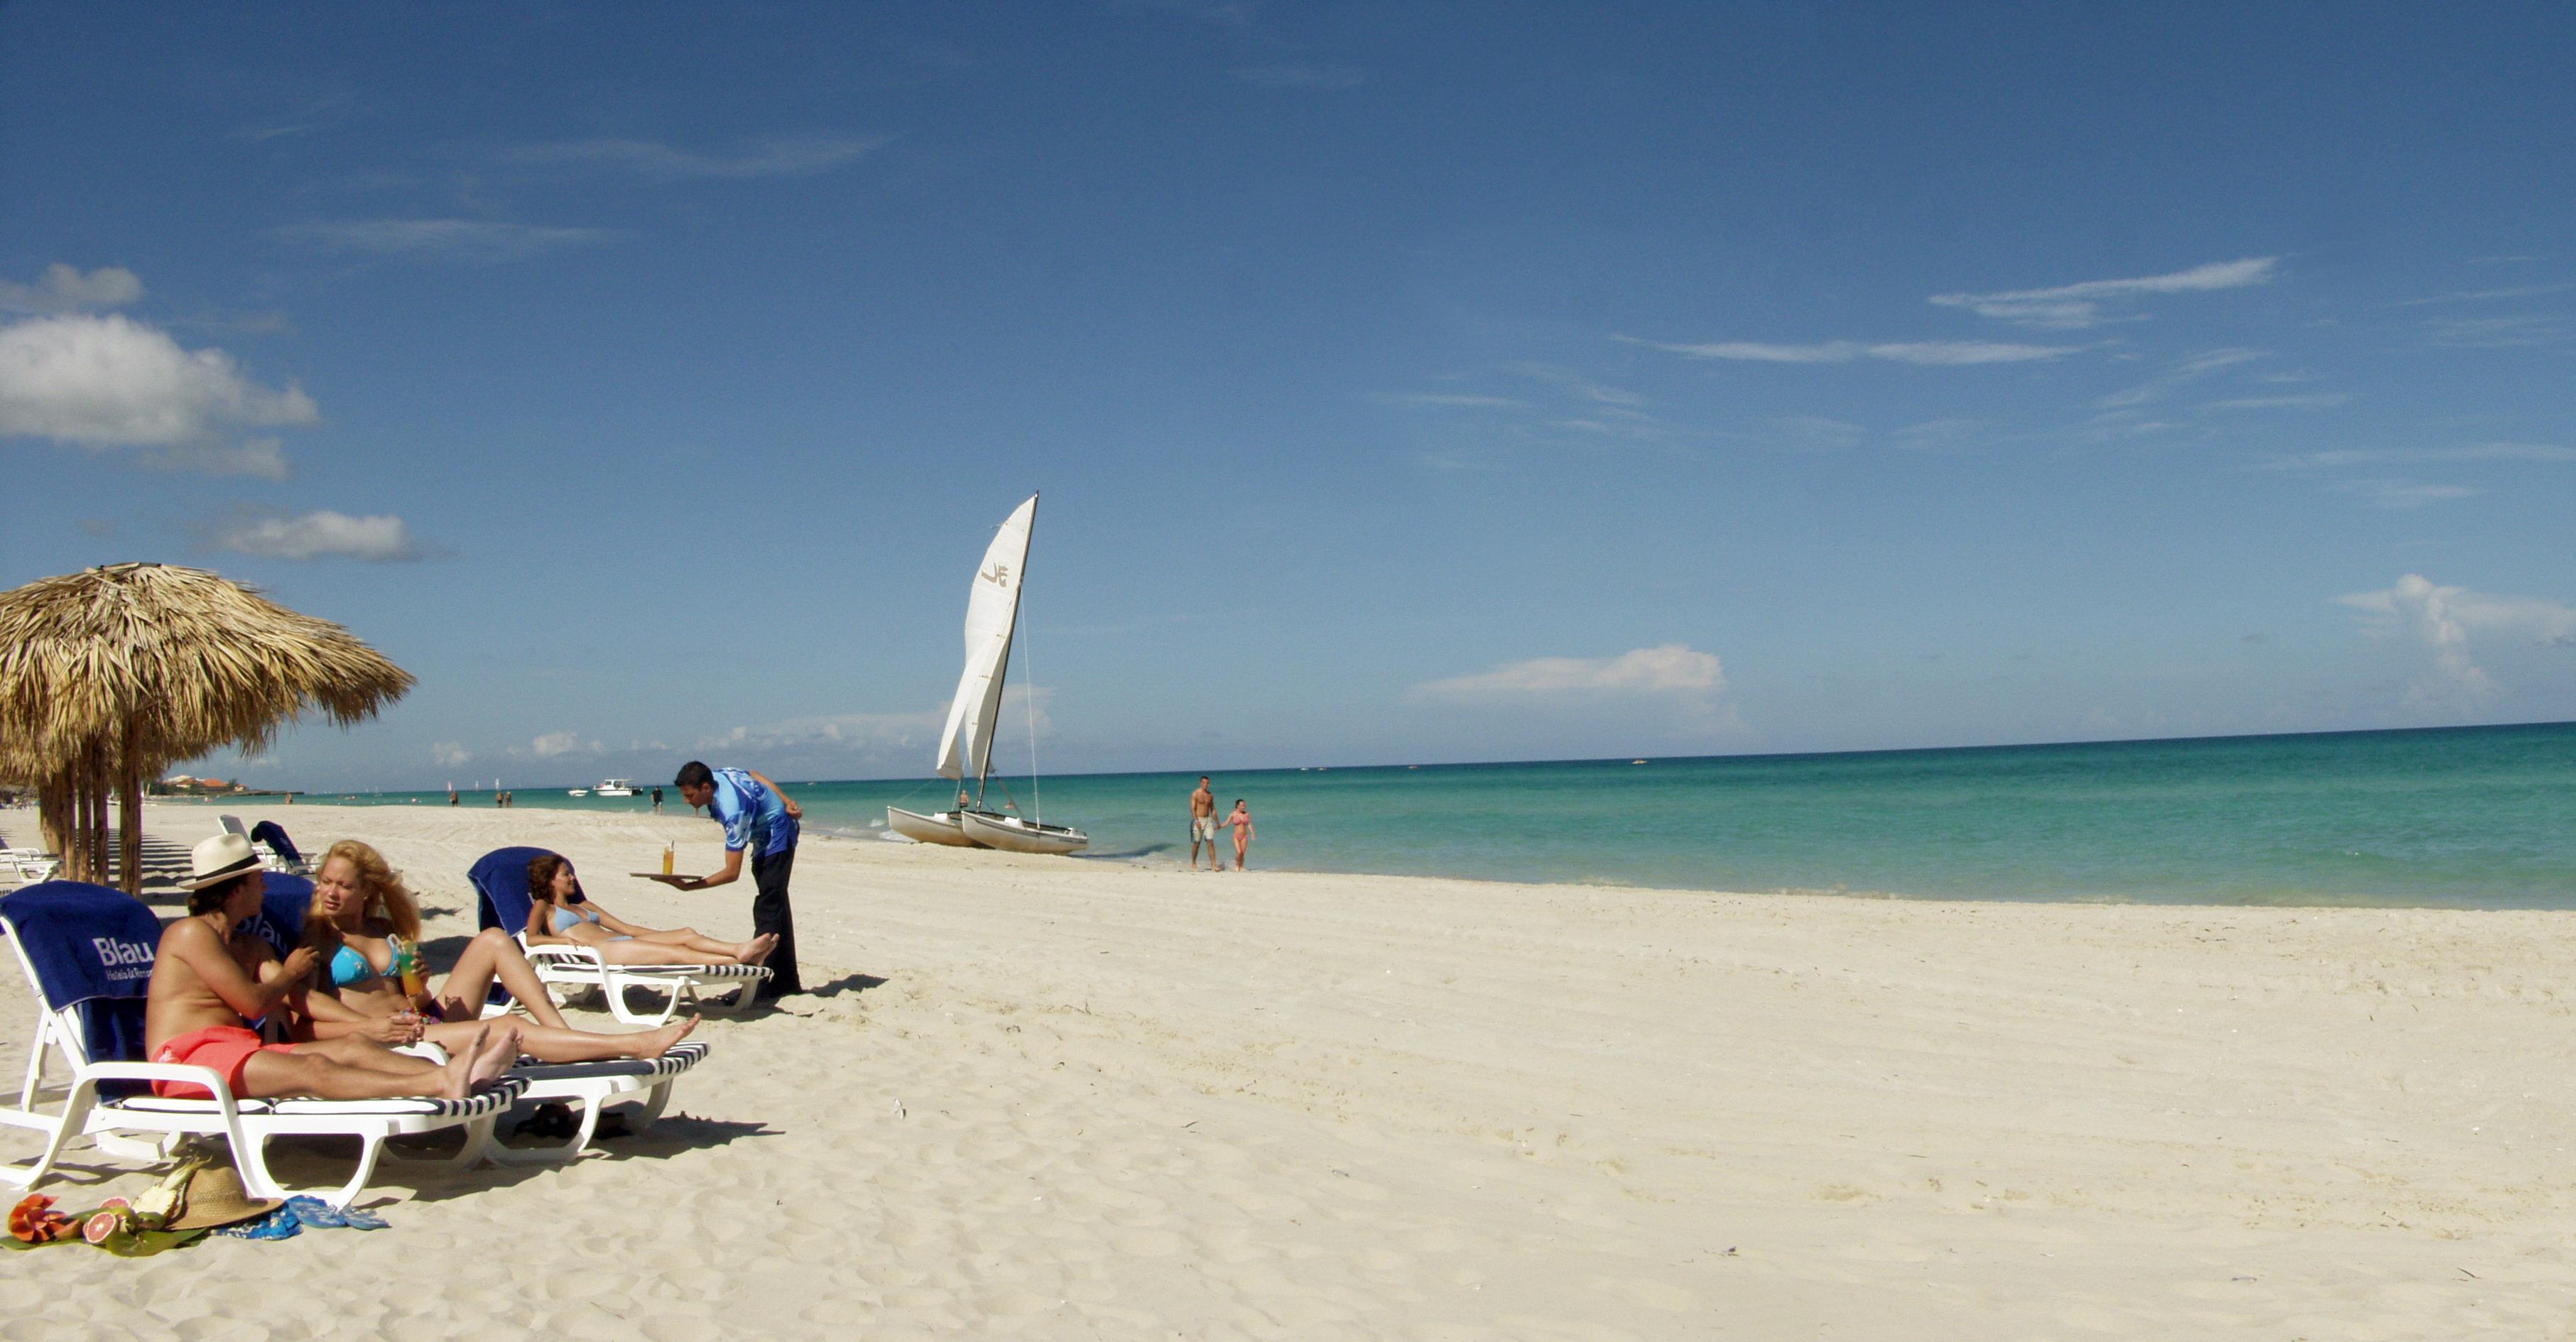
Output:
[440, 1025, 489, 1099]
[741, 933, 779, 966]
[461, 1025, 521, 1093]
[631, 1015, 700, 1058]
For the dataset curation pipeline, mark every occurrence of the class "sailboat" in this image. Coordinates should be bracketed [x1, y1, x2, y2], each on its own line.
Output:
[886, 493, 1089, 854]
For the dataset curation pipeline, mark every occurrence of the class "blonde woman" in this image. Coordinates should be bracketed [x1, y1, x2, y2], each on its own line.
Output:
[294, 840, 696, 1062]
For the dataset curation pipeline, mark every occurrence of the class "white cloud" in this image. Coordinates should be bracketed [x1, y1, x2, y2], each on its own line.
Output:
[1232, 65, 1364, 89]
[1639, 338, 2078, 365]
[143, 437, 291, 480]
[526, 731, 599, 759]
[2336, 574, 2576, 698]
[210, 508, 433, 562]
[273, 219, 612, 262]
[1930, 257, 2278, 328]
[0, 313, 317, 449]
[1414, 644, 1724, 699]
[500, 136, 889, 181]
[0, 263, 144, 314]
[2331, 479, 2479, 508]
[431, 742, 474, 768]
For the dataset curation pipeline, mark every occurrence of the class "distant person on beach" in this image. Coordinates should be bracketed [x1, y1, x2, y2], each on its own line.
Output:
[146, 834, 519, 1103]
[673, 761, 805, 999]
[1227, 800, 1254, 870]
[1189, 775, 1219, 871]
[523, 853, 775, 968]
[448, 789, 457, 807]
[651, 785, 663, 815]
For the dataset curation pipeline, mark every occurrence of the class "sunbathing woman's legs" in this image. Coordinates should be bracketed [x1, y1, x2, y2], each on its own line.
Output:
[629, 926, 771, 962]
[435, 928, 575, 1029]
[246, 1026, 520, 1101]
[580, 929, 776, 967]
[419, 1013, 697, 1064]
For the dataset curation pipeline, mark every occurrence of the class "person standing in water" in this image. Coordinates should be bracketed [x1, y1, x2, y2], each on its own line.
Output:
[673, 760, 804, 999]
[1227, 799, 1254, 871]
[1188, 775, 1219, 871]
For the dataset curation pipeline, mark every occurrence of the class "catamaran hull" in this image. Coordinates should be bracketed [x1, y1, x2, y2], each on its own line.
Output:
[887, 807, 980, 846]
[956, 811, 1089, 855]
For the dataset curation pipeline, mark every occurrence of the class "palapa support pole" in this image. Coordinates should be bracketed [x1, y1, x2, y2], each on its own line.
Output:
[70, 761, 92, 883]
[38, 776, 69, 869]
[119, 718, 142, 895]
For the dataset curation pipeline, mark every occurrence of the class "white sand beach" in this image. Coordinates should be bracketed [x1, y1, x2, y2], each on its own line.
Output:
[6, 800, 2574, 1339]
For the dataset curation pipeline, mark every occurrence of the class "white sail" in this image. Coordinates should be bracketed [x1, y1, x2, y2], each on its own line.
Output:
[934, 494, 1037, 785]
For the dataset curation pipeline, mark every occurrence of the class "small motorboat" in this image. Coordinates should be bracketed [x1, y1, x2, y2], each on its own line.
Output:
[594, 779, 638, 797]
[957, 809, 1089, 855]
[886, 806, 979, 846]
[567, 788, 589, 797]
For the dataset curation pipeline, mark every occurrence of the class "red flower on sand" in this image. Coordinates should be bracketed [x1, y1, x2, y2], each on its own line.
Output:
[9, 1194, 74, 1243]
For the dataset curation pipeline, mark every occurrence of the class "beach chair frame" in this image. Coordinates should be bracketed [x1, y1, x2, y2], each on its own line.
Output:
[0, 885, 525, 1206]
[469, 846, 767, 1027]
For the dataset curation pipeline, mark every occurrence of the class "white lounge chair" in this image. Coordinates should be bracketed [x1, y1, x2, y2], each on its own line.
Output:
[0, 880, 527, 1206]
[471, 846, 767, 1026]
[240, 874, 714, 1162]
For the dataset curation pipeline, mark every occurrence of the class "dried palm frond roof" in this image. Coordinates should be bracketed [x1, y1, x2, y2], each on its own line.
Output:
[0, 562, 413, 780]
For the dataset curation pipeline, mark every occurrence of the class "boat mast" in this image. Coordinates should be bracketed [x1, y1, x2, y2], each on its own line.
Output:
[976, 492, 1036, 811]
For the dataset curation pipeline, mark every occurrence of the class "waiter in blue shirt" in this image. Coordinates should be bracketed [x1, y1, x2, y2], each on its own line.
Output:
[672, 760, 803, 998]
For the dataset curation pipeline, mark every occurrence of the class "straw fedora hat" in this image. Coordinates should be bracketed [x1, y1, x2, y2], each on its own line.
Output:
[181, 833, 261, 891]
[165, 1164, 283, 1231]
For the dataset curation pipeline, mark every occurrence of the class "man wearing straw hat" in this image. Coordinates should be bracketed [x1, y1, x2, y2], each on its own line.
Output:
[145, 833, 521, 1102]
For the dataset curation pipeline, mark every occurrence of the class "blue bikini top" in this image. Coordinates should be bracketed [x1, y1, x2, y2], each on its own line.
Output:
[330, 943, 381, 987]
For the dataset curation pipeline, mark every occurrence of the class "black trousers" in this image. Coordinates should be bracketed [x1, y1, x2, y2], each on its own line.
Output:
[751, 846, 800, 998]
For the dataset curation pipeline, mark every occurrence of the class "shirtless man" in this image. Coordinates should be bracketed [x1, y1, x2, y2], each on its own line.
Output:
[144, 834, 518, 1103]
[1189, 775, 1219, 871]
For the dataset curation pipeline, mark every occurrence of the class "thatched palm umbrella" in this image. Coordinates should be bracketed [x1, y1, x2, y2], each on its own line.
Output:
[0, 563, 413, 893]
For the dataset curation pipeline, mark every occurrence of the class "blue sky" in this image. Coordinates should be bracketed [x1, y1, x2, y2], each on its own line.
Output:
[4, 2, 2572, 790]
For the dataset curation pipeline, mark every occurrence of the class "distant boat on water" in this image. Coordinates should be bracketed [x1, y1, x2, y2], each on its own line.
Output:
[886, 493, 1089, 854]
[594, 779, 637, 797]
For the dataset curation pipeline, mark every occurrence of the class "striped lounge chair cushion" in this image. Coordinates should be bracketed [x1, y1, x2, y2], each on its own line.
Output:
[107, 1077, 528, 1118]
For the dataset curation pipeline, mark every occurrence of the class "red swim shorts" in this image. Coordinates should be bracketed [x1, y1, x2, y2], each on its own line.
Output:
[151, 1025, 296, 1100]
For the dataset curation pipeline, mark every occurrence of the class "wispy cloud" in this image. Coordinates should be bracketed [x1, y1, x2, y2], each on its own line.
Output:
[1930, 257, 2278, 328]
[273, 219, 614, 262]
[2422, 315, 2568, 349]
[1413, 644, 1723, 699]
[2332, 479, 2479, 508]
[1232, 64, 1364, 89]
[522, 731, 599, 759]
[2394, 282, 2576, 307]
[1383, 393, 1528, 409]
[2336, 574, 2576, 699]
[2094, 347, 2267, 408]
[2205, 393, 2349, 410]
[499, 135, 889, 182]
[0, 263, 143, 315]
[1768, 415, 1866, 449]
[143, 437, 291, 481]
[2259, 442, 2576, 470]
[1891, 418, 1984, 452]
[1634, 337, 2080, 365]
[432, 742, 474, 768]
[207, 508, 438, 562]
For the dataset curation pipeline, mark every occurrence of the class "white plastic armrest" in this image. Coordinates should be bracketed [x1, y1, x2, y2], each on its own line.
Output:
[79, 1062, 239, 1111]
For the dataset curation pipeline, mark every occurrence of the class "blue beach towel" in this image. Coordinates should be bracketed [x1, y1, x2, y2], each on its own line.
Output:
[249, 821, 303, 868]
[0, 881, 161, 1072]
[469, 846, 567, 941]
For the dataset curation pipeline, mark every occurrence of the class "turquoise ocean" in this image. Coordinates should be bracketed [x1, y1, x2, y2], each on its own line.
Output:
[320, 722, 2576, 908]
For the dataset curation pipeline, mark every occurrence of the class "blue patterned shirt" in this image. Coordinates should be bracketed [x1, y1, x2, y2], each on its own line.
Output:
[708, 768, 798, 858]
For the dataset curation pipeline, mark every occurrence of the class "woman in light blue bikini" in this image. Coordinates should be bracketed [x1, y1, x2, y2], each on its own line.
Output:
[294, 840, 697, 1062]
[523, 853, 776, 968]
